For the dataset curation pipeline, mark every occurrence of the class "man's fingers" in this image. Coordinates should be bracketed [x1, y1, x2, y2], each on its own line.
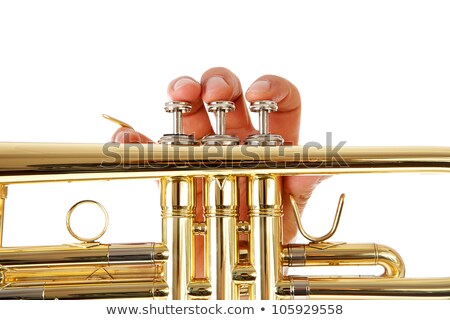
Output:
[167, 77, 213, 140]
[111, 71, 325, 247]
[246, 75, 328, 244]
[246, 75, 301, 144]
[201, 67, 256, 140]
[111, 127, 152, 143]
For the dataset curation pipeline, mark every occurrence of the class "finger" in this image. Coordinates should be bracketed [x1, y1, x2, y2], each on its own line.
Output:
[111, 127, 152, 143]
[245, 75, 326, 243]
[171, 69, 254, 277]
[201, 67, 256, 140]
[245, 75, 301, 144]
[167, 76, 213, 140]
[200, 68, 254, 225]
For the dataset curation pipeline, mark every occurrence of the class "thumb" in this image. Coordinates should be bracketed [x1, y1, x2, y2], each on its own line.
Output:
[111, 127, 153, 143]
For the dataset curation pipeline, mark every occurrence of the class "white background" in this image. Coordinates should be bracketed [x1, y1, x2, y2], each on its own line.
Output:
[1, 0, 450, 279]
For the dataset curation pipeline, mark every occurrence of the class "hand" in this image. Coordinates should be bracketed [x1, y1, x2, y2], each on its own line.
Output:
[112, 67, 325, 272]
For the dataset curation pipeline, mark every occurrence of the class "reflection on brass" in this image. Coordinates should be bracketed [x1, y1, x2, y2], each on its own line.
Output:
[1, 142, 450, 299]
[204, 175, 238, 299]
[2, 264, 164, 284]
[1, 279, 169, 300]
[0, 242, 168, 267]
[160, 176, 195, 300]
[0, 185, 7, 247]
[248, 174, 282, 300]
[281, 243, 405, 278]
[276, 276, 450, 299]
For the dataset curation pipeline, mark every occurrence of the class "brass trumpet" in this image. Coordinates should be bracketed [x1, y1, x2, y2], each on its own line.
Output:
[1, 100, 450, 300]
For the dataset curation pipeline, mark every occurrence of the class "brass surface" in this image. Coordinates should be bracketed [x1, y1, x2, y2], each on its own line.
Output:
[2, 264, 164, 284]
[1, 143, 450, 299]
[102, 114, 135, 130]
[248, 174, 283, 300]
[187, 279, 212, 300]
[0, 242, 168, 267]
[276, 276, 450, 299]
[204, 175, 238, 299]
[2, 144, 450, 184]
[1, 279, 169, 299]
[0, 185, 6, 247]
[160, 176, 195, 299]
[282, 243, 405, 278]
[66, 200, 109, 243]
[291, 194, 345, 243]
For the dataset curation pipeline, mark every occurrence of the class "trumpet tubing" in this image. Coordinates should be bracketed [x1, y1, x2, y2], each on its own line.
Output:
[204, 175, 238, 300]
[1, 280, 169, 300]
[1, 100, 450, 300]
[2, 264, 164, 283]
[0, 185, 6, 247]
[160, 176, 195, 299]
[276, 277, 450, 300]
[0, 242, 168, 267]
[282, 243, 405, 278]
[248, 174, 283, 300]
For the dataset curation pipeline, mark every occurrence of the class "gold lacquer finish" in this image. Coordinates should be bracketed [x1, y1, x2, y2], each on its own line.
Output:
[2, 264, 164, 284]
[282, 243, 405, 278]
[248, 174, 283, 300]
[0, 185, 6, 247]
[160, 176, 195, 300]
[187, 279, 213, 300]
[0, 242, 168, 267]
[66, 200, 110, 243]
[0, 241, 169, 299]
[1, 144, 450, 184]
[204, 175, 238, 299]
[0, 279, 169, 300]
[102, 114, 135, 130]
[276, 276, 450, 299]
[1, 142, 450, 299]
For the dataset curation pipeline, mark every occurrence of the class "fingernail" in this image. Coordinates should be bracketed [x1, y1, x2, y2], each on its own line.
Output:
[173, 78, 196, 91]
[204, 76, 229, 92]
[247, 80, 271, 93]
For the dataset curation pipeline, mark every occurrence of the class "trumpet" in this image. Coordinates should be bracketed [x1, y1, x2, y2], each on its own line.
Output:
[1, 100, 450, 300]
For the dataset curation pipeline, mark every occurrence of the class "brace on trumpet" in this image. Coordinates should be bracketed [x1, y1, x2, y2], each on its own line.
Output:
[0, 100, 450, 300]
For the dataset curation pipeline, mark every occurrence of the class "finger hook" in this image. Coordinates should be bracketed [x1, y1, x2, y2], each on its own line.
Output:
[102, 114, 135, 130]
[290, 193, 345, 243]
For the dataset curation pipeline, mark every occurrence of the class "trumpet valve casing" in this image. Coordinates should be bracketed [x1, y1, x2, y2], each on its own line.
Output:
[247, 174, 283, 300]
